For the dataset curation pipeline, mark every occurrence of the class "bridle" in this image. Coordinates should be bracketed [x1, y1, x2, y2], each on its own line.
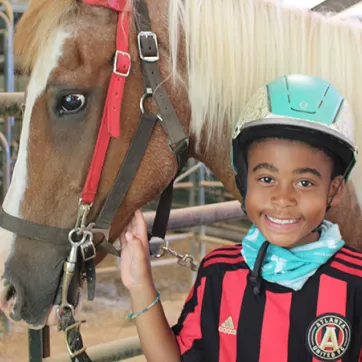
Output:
[0, 1, 189, 360]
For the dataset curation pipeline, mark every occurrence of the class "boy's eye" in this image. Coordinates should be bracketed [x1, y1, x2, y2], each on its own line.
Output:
[259, 177, 273, 183]
[297, 180, 313, 187]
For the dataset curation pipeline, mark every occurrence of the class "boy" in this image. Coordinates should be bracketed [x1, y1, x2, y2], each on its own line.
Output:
[119, 74, 362, 361]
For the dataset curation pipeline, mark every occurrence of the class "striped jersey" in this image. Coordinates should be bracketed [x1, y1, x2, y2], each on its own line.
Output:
[172, 244, 362, 362]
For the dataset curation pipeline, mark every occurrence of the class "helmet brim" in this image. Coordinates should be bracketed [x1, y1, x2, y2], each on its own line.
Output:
[232, 118, 356, 179]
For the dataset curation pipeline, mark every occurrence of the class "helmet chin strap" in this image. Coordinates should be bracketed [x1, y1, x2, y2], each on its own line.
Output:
[235, 175, 247, 214]
[314, 165, 351, 233]
[326, 159, 353, 210]
[326, 180, 342, 212]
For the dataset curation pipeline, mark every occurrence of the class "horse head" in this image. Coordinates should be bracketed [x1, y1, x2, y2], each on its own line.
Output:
[0, 0, 191, 328]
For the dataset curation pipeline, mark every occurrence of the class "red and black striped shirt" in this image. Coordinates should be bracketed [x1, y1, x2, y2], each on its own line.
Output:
[172, 244, 362, 362]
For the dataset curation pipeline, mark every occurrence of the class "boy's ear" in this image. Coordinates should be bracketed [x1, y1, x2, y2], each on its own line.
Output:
[328, 176, 345, 207]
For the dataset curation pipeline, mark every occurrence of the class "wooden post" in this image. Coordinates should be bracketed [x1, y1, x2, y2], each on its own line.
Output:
[28, 327, 50, 362]
[28, 329, 43, 362]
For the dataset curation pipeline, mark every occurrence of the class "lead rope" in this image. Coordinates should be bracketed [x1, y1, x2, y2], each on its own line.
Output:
[57, 206, 95, 361]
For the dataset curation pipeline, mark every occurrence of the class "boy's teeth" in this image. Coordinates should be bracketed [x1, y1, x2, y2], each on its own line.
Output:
[266, 215, 298, 224]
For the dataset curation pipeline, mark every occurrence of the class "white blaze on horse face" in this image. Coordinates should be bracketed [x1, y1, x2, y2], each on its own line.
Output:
[0, 28, 70, 283]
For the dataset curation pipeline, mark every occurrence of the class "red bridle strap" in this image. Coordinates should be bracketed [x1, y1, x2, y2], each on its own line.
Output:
[82, 0, 127, 12]
[81, 7, 131, 204]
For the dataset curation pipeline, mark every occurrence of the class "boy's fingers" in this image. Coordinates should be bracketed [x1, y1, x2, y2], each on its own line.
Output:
[120, 211, 148, 250]
[120, 231, 127, 247]
[125, 231, 134, 243]
[134, 209, 148, 241]
[125, 231, 145, 250]
[126, 218, 135, 235]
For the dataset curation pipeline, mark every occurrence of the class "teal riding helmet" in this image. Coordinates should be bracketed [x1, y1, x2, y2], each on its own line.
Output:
[231, 74, 357, 212]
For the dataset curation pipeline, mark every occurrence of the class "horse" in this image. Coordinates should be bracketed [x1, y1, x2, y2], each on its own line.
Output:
[0, 0, 362, 336]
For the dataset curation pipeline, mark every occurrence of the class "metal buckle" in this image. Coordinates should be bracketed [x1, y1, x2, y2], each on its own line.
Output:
[64, 321, 87, 358]
[113, 50, 131, 77]
[80, 240, 96, 261]
[89, 226, 110, 242]
[137, 31, 159, 62]
[169, 138, 189, 155]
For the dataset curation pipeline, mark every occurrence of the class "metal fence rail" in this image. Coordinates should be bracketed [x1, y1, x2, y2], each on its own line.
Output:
[0, 0, 13, 339]
[44, 336, 143, 362]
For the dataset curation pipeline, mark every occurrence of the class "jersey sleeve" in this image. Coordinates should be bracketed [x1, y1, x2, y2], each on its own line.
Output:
[171, 262, 207, 362]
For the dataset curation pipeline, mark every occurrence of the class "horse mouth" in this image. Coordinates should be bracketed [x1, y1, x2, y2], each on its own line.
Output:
[1, 296, 82, 328]
[0, 280, 16, 315]
[0, 270, 82, 328]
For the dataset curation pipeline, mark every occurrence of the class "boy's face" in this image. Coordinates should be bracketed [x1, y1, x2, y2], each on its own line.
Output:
[245, 138, 344, 248]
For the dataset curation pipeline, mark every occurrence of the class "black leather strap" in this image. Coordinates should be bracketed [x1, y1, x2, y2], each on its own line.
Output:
[0, 207, 120, 256]
[95, 113, 158, 229]
[0, 207, 69, 244]
[135, 0, 189, 169]
[148, 177, 175, 240]
[83, 260, 96, 301]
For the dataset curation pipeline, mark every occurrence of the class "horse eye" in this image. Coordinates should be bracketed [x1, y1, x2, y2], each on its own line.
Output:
[60, 94, 86, 114]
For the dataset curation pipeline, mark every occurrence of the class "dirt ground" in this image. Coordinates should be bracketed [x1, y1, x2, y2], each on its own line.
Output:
[0, 239, 221, 362]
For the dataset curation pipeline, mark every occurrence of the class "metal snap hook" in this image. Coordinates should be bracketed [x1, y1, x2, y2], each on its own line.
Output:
[56, 304, 75, 320]
[68, 228, 92, 247]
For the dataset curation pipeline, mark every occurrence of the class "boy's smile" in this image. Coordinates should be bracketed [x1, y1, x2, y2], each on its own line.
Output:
[264, 214, 301, 230]
[245, 138, 344, 248]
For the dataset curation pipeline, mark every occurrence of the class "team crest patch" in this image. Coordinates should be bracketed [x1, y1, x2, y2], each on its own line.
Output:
[306, 313, 351, 361]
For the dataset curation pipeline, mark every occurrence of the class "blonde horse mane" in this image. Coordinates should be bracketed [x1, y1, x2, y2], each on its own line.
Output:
[168, 0, 362, 200]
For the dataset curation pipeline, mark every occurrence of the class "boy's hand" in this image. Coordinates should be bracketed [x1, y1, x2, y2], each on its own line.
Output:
[119, 210, 154, 291]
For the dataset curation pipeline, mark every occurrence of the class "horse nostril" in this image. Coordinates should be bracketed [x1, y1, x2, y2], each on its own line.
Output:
[5, 284, 16, 302]
[0, 279, 17, 312]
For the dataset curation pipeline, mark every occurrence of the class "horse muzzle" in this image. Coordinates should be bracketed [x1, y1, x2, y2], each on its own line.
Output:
[0, 234, 80, 327]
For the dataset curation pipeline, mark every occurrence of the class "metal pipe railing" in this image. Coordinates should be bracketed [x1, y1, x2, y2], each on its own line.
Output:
[0, 3, 13, 337]
[0, 130, 10, 193]
[0, 0, 14, 93]
[0, 1, 14, 182]
[174, 161, 202, 183]
[44, 336, 143, 362]
[144, 200, 245, 231]
[0, 0, 13, 24]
